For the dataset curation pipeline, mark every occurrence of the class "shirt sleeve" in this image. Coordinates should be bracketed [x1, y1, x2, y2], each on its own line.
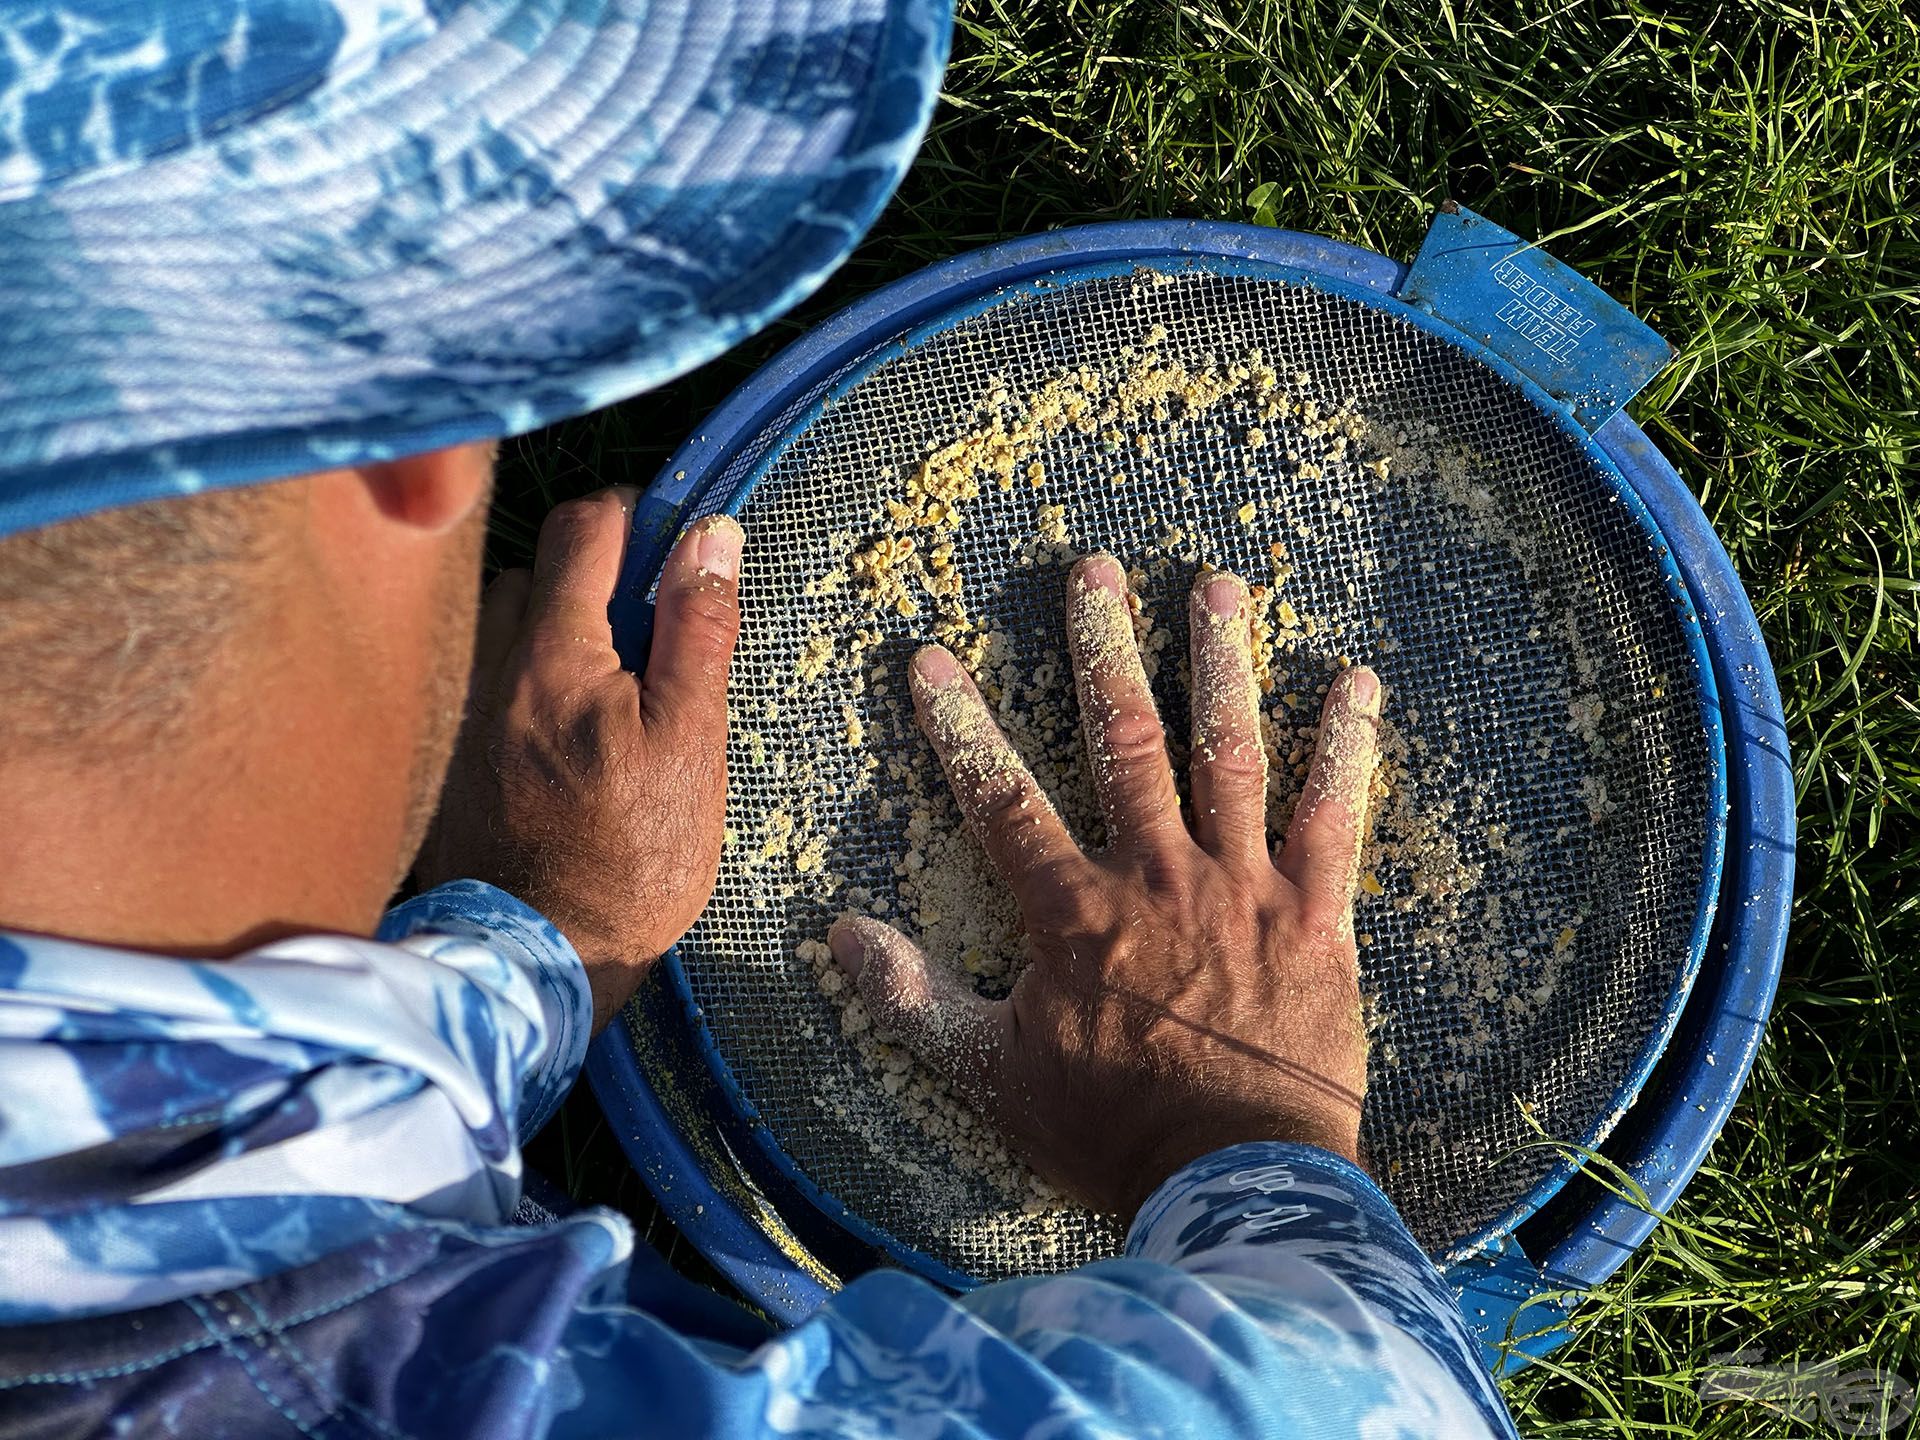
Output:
[547, 1141, 1520, 1439]
[0, 882, 591, 1321]
[379, 879, 593, 1142]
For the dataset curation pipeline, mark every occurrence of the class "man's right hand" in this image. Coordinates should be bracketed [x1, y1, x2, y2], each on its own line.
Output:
[829, 553, 1381, 1221]
[415, 490, 744, 1032]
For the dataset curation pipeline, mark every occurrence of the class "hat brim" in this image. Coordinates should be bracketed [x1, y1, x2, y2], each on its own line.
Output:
[0, 0, 950, 536]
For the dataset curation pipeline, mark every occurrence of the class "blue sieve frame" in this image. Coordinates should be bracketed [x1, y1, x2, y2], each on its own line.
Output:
[586, 220, 1794, 1366]
[621, 246, 1726, 1277]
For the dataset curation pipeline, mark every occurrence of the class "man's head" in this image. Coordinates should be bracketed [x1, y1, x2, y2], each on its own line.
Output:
[0, 443, 496, 953]
[0, 0, 945, 955]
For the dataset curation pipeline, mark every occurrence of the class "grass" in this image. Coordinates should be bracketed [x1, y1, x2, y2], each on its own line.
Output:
[505, 0, 1920, 1431]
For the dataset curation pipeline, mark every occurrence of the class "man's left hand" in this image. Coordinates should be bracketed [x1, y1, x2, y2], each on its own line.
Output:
[415, 489, 743, 1030]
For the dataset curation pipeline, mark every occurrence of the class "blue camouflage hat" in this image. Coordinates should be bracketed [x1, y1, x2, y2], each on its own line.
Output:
[0, 0, 951, 538]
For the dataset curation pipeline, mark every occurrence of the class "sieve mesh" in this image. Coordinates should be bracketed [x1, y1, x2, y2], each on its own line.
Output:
[666, 264, 1714, 1278]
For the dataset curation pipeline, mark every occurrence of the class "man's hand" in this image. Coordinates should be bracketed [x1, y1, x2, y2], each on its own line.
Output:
[416, 489, 743, 1030]
[829, 554, 1381, 1220]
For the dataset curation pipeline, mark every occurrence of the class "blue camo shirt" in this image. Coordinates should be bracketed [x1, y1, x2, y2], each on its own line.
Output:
[0, 881, 1520, 1438]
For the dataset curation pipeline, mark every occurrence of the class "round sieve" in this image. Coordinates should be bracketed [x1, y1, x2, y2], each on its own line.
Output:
[629, 248, 1725, 1285]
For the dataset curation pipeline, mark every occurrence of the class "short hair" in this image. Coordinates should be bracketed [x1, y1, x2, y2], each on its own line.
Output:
[0, 484, 286, 749]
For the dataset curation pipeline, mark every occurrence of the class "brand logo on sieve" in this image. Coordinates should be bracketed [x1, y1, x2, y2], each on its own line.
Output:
[1487, 258, 1595, 363]
[1697, 1347, 1916, 1436]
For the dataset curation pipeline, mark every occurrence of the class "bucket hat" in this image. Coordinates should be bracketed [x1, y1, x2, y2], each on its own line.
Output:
[0, 0, 951, 538]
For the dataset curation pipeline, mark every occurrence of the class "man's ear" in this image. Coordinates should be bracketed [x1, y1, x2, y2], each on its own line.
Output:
[357, 441, 497, 534]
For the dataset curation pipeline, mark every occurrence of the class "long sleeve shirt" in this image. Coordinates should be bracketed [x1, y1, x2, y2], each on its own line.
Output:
[0, 881, 1520, 1438]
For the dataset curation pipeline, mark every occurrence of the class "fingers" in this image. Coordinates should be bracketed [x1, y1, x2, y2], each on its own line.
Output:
[1188, 571, 1268, 864]
[910, 645, 1082, 898]
[525, 487, 636, 666]
[829, 916, 1011, 1115]
[475, 568, 532, 682]
[1278, 666, 1383, 918]
[1066, 555, 1183, 850]
[642, 515, 744, 736]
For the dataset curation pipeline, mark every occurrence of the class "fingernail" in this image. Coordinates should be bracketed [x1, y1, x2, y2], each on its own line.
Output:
[911, 645, 962, 690]
[693, 514, 743, 581]
[827, 919, 865, 979]
[1075, 553, 1126, 595]
[1350, 666, 1381, 715]
[1202, 572, 1246, 618]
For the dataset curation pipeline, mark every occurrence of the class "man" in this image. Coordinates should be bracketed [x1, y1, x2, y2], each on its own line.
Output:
[0, 3, 1521, 1436]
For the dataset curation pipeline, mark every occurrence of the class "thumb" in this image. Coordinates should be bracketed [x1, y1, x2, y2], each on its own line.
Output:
[642, 514, 744, 736]
[828, 916, 1011, 1117]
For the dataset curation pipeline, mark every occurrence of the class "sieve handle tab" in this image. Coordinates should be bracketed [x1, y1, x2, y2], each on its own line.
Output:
[1398, 202, 1673, 433]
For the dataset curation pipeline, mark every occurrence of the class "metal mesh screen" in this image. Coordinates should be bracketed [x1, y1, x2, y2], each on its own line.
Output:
[667, 266, 1714, 1277]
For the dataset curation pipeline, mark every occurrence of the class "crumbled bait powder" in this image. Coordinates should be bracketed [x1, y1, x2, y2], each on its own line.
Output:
[718, 320, 1618, 1227]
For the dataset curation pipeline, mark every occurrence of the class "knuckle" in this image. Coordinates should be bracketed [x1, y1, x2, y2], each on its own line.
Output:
[1097, 709, 1167, 770]
[662, 582, 741, 645]
[557, 492, 617, 525]
[971, 775, 1037, 837]
[1199, 736, 1265, 784]
[539, 497, 599, 549]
